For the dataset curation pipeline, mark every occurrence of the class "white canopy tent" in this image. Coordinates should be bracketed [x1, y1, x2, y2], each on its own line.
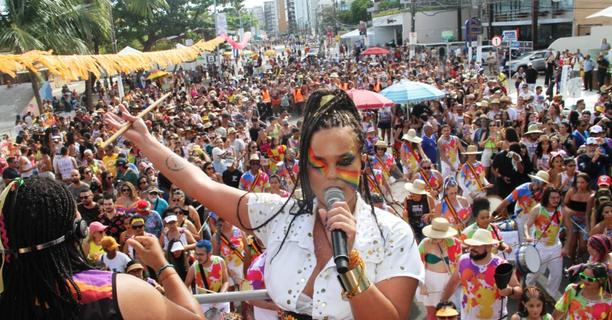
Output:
[587, 5, 612, 19]
[117, 46, 142, 55]
[340, 29, 374, 39]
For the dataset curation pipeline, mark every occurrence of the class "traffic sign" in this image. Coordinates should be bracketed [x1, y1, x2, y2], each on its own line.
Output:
[502, 30, 517, 41]
[491, 36, 502, 47]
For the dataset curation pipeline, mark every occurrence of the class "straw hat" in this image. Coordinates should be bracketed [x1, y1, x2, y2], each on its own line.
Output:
[249, 154, 261, 162]
[422, 217, 457, 239]
[401, 129, 422, 143]
[374, 140, 387, 148]
[126, 262, 145, 273]
[404, 179, 430, 195]
[462, 145, 482, 155]
[464, 228, 500, 246]
[528, 170, 550, 184]
[476, 101, 489, 108]
[436, 305, 460, 317]
[525, 124, 544, 135]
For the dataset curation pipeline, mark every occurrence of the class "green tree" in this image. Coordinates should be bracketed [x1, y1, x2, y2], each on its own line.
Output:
[0, 0, 111, 113]
[113, 0, 214, 51]
[350, 0, 370, 24]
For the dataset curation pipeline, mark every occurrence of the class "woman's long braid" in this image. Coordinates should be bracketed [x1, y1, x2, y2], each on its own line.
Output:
[1, 177, 90, 319]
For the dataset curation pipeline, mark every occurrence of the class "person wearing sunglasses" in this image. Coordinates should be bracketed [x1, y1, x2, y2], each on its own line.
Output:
[553, 263, 611, 319]
[171, 189, 202, 233]
[116, 181, 141, 211]
[413, 159, 443, 199]
[124, 215, 157, 260]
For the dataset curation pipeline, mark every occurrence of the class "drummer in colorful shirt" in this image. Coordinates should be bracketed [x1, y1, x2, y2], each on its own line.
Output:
[461, 197, 512, 255]
[457, 145, 493, 202]
[184, 240, 230, 314]
[275, 148, 299, 192]
[438, 124, 465, 178]
[434, 177, 471, 231]
[493, 170, 550, 243]
[523, 187, 568, 299]
[414, 159, 443, 199]
[371, 139, 401, 183]
[441, 228, 522, 319]
[400, 128, 428, 180]
[239, 154, 270, 193]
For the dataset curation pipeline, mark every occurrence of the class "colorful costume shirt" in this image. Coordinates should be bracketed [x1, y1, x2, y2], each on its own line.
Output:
[441, 197, 471, 230]
[239, 170, 270, 193]
[219, 226, 246, 285]
[372, 153, 395, 180]
[400, 142, 421, 176]
[533, 206, 563, 247]
[554, 284, 611, 319]
[193, 256, 225, 293]
[275, 159, 299, 191]
[505, 182, 539, 218]
[457, 161, 489, 198]
[418, 237, 462, 273]
[458, 254, 506, 319]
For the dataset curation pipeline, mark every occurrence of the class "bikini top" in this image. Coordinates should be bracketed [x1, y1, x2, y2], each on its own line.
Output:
[424, 253, 450, 265]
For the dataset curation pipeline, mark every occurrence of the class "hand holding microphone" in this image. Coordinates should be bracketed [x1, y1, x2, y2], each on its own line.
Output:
[322, 187, 357, 274]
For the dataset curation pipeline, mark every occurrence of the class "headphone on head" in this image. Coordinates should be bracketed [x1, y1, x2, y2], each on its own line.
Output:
[71, 219, 89, 240]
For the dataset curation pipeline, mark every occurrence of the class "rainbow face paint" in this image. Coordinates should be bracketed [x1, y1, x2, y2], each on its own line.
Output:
[307, 147, 360, 191]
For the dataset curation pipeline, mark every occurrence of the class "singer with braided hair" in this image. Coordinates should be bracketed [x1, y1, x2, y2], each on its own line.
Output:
[105, 88, 424, 319]
[0, 177, 203, 319]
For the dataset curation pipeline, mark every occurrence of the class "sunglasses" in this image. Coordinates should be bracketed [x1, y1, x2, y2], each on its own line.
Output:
[172, 198, 182, 202]
[250, 162, 260, 166]
[84, 170, 92, 174]
[121, 189, 130, 192]
[149, 192, 158, 196]
[132, 224, 144, 229]
[422, 166, 431, 170]
[173, 211, 183, 215]
[579, 272, 601, 283]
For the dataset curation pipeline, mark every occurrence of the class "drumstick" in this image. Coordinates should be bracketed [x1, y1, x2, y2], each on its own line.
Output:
[99, 92, 172, 149]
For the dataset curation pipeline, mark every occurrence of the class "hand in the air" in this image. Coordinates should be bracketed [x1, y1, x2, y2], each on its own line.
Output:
[103, 104, 152, 145]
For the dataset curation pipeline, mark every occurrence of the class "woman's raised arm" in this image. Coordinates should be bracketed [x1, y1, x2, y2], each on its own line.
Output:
[104, 105, 251, 230]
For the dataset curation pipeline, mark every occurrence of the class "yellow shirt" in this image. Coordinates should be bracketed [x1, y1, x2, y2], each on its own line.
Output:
[102, 154, 118, 177]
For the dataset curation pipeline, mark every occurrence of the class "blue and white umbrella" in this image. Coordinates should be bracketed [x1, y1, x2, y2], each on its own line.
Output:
[380, 80, 445, 104]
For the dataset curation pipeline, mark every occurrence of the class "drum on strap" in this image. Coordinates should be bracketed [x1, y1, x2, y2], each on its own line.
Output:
[515, 243, 541, 274]
[492, 218, 517, 232]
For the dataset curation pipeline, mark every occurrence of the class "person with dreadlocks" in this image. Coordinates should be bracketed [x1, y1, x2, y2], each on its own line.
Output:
[0, 177, 204, 319]
[105, 88, 424, 319]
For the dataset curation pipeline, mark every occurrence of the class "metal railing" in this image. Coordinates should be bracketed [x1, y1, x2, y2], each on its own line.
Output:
[194, 289, 270, 304]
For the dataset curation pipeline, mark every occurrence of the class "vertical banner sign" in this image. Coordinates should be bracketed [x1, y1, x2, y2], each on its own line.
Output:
[216, 13, 227, 35]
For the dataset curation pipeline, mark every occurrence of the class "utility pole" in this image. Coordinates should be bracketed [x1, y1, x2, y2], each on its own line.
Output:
[411, 0, 416, 33]
[457, 0, 462, 41]
[531, 0, 538, 49]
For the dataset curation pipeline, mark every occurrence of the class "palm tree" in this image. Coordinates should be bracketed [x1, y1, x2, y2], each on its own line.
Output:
[0, 0, 110, 114]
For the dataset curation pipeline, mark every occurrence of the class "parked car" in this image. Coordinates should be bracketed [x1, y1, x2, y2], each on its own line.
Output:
[505, 50, 550, 74]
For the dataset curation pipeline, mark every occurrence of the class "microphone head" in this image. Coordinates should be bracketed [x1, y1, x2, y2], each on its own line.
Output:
[324, 187, 345, 208]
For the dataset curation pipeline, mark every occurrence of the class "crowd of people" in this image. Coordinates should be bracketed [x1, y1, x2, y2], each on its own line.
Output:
[0, 38, 611, 320]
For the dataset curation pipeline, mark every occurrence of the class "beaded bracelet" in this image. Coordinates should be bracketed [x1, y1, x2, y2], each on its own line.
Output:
[156, 263, 175, 279]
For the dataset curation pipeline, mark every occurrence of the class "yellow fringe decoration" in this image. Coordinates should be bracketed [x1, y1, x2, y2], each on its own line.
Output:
[0, 37, 225, 80]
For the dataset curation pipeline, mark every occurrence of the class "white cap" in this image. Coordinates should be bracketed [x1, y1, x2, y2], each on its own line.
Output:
[164, 215, 178, 223]
[170, 241, 185, 253]
[586, 137, 598, 145]
[590, 125, 603, 134]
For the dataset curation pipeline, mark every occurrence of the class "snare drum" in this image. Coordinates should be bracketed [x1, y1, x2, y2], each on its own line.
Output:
[492, 218, 517, 232]
[515, 244, 541, 274]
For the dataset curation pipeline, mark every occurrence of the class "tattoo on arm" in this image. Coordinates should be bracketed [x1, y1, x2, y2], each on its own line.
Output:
[165, 154, 186, 172]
